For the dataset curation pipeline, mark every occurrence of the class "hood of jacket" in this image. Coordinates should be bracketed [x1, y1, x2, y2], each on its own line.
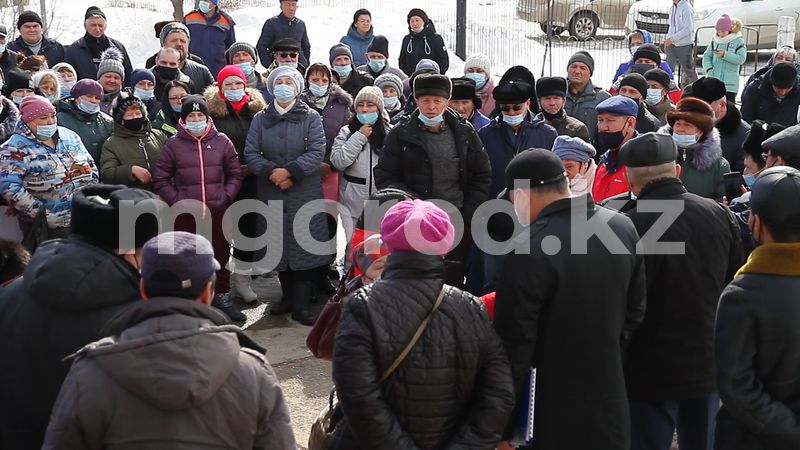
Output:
[409, 20, 437, 38]
[327, 84, 353, 107]
[205, 85, 267, 119]
[630, 29, 654, 45]
[346, 25, 374, 43]
[80, 298, 265, 411]
[23, 237, 140, 312]
[659, 125, 723, 171]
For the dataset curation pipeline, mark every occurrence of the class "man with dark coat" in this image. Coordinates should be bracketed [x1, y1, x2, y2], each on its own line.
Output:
[42, 231, 296, 449]
[374, 74, 491, 288]
[151, 47, 196, 99]
[684, 76, 750, 172]
[64, 6, 133, 82]
[332, 200, 515, 449]
[145, 22, 215, 95]
[494, 149, 646, 450]
[535, 76, 591, 141]
[0, 185, 160, 450]
[565, 51, 611, 142]
[256, 0, 311, 68]
[329, 43, 373, 100]
[714, 166, 800, 450]
[183, 0, 236, 77]
[617, 73, 662, 134]
[741, 62, 800, 127]
[0, 26, 19, 76]
[449, 77, 490, 131]
[618, 133, 743, 450]
[8, 11, 64, 66]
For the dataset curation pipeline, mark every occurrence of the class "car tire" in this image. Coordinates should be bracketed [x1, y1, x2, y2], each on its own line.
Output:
[569, 12, 598, 40]
[539, 23, 565, 36]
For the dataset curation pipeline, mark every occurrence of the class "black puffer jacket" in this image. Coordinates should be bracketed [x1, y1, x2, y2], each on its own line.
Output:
[0, 237, 141, 450]
[374, 108, 491, 224]
[332, 251, 515, 450]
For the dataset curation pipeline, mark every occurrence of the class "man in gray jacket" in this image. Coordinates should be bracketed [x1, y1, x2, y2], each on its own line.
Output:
[42, 231, 295, 450]
[565, 51, 611, 143]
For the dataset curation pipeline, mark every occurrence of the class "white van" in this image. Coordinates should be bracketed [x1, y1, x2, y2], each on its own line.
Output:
[626, 0, 800, 51]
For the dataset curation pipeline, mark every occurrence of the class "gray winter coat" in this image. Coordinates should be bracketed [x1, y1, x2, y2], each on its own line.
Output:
[244, 100, 333, 272]
[565, 80, 611, 142]
[42, 298, 295, 450]
[331, 122, 392, 222]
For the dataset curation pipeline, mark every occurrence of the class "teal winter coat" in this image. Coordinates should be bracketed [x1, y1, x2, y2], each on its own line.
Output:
[703, 32, 747, 94]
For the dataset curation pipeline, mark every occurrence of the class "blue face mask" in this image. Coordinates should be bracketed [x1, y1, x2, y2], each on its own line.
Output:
[199, 1, 212, 14]
[465, 72, 487, 89]
[77, 99, 101, 114]
[672, 132, 698, 148]
[0, 44, 6, 54]
[273, 84, 296, 103]
[357, 111, 379, 125]
[60, 80, 75, 96]
[224, 88, 246, 102]
[237, 62, 255, 76]
[12, 95, 25, 105]
[418, 112, 444, 126]
[503, 112, 526, 126]
[308, 83, 329, 97]
[45, 94, 56, 102]
[332, 64, 352, 78]
[367, 59, 386, 73]
[630, 45, 640, 56]
[35, 123, 57, 141]
[384, 95, 399, 109]
[743, 173, 756, 188]
[171, 104, 182, 113]
[185, 119, 207, 135]
[645, 88, 663, 106]
[134, 87, 155, 101]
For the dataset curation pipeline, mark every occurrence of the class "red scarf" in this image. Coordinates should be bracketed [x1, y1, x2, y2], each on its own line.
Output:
[219, 89, 250, 115]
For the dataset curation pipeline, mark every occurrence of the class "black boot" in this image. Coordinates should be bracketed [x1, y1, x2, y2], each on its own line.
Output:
[271, 271, 294, 315]
[291, 279, 318, 326]
[316, 267, 335, 299]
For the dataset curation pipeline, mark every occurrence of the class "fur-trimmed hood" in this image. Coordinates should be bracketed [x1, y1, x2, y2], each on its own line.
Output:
[203, 85, 266, 119]
[659, 124, 723, 171]
[327, 83, 353, 107]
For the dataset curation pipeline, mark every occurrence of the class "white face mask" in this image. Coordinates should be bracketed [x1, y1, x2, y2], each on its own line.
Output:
[512, 189, 531, 226]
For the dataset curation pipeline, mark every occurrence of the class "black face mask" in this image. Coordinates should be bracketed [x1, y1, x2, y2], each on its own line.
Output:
[122, 117, 145, 131]
[598, 130, 625, 150]
[157, 66, 178, 80]
[541, 109, 562, 121]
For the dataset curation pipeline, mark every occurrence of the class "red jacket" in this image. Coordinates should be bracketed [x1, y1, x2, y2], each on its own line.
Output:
[592, 150, 629, 202]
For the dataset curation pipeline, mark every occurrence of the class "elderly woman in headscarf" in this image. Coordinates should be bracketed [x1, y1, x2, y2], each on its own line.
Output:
[552, 135, 597, 196]
[244, 66, 333, 326]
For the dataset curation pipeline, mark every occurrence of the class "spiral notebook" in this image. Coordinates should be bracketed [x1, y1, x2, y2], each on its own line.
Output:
[511, 367, 536, 447]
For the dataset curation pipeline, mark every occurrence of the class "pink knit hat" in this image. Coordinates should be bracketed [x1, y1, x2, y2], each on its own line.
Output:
[380, 199, 455, 256]
[20, 95, 56, 124]
[716, 14, 733, 32]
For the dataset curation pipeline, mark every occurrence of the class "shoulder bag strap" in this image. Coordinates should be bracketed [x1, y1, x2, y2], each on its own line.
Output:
[378, 286, 447, 383]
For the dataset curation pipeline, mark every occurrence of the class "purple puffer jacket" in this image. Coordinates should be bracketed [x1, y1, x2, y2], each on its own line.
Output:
[303, 85, 352, 161]
[152, 119, 242, 215]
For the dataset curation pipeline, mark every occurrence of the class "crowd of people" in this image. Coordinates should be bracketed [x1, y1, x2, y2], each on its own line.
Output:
[0, 0, 800, 449]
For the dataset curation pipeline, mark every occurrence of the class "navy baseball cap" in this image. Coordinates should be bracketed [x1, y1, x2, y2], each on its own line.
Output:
[140, 231, 220, 292]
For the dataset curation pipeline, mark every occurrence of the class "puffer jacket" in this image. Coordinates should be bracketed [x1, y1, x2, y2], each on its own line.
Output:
[715, 243, 800, 450]
[0, 237, 142, 450]
[565, 80, 611, 142]
[703, 30, 747, 94]
[374, 108, 492, 224]
[99, 121, 167, 190]
[339, 68, 375, 100]
[398, 20, 449, 76]
[41, 298, 296, 450]
[56, 98, 114, 162]
[244, 99, 332, 272]
[152, 119, 242, 215]
[332, 251, 515, 450]
[0, 121, 98, 228]
[659, 125, 730, 200]
[330, 121, 392, 221]
[205, 85, 267, 159]
[302, 84, 353, 160]
[340, 26, 374, 68]
[0, 96, 19, 143]
[181, 59, 216, 95]
[716, 102, 750, 172]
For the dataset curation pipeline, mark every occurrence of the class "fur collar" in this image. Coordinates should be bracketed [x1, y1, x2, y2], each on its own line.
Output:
[659, 125, 722, 171]
[204, 85, 266, 119]
[716, 101, 743, 134]
[736, 243, 800, 277]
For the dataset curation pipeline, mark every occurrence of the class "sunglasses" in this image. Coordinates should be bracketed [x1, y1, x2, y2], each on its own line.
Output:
[500, 104, 526, 113]
[278, 52, 298, 59]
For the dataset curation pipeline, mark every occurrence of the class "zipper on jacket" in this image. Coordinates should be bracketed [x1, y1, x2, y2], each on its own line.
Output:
[139, 138, 151, 170]
[195, 137, 208, 218]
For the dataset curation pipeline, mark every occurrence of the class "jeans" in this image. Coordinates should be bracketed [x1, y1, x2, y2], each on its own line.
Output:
[629, 393, 720, 450]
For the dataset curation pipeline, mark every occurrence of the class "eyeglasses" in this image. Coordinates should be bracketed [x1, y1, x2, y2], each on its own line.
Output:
[500, 104, 525, 113]
[278, 52, 298, 59]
